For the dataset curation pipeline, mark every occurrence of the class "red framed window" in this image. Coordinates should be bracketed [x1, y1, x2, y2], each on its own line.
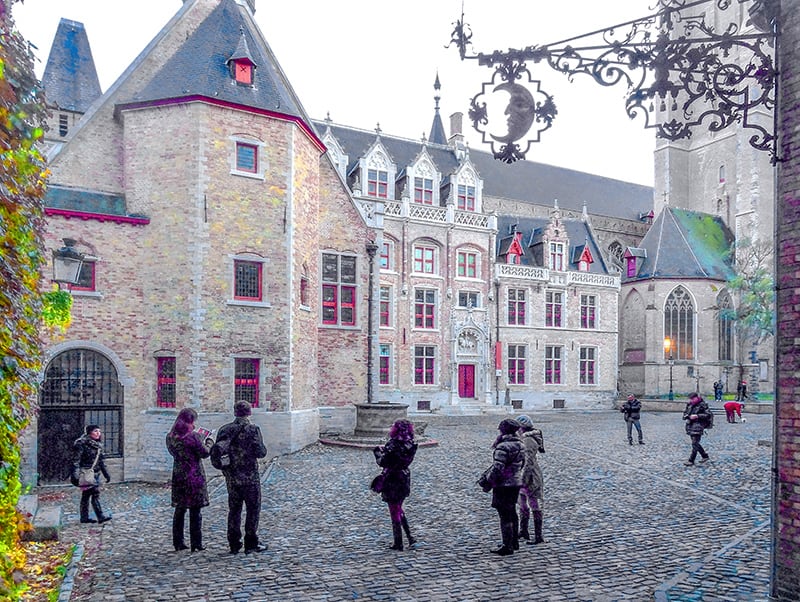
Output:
[322, 253, 357, 326]
[580, 294, 596, 329]
[414, 177, 434, 205]
[414, 346, 436, 384]
[545, 346, 562, 384]
[234, 358, 259, 408]
[236, 142, 258, 173]
[367, 169, 388, 198]
[457, 184, 475, 211]
[545, 290, 563, 327]
[414, 289, 436, 329]
[234, 260, 262, 301]
[550, 242, 564, 271]
[379, 286, 391, 327]
[508, 344, 526, 384]
[233, 60, 253, 85]
[508, 289, 526, 325]
[71, 260, 96, 292]
[457, 251, 478, 278]
[579, 347, 596, 384]
[379, 344, 392, 385]
[156, 356, 176, 408]
[379, 242, 392, 270]
[413, 246, 436, 274]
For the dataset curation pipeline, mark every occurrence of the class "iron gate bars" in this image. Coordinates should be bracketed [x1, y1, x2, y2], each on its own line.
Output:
[448, 0, 780, 164]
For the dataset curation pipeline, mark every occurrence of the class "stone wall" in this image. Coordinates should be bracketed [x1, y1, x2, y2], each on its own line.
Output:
[774, 1, 800, 598]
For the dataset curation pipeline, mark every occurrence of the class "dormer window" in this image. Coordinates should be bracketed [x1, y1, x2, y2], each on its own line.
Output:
[549, 242, 565, 271]
[414, 177, 434, 205]
[368, 169, 389, 198]
[574, 246, 594, 272]
[233, 59, 254, 85]
[457, 184, 475, 211]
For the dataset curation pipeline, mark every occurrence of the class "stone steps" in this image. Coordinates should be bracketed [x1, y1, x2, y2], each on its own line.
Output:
[18, 494, 62, 541]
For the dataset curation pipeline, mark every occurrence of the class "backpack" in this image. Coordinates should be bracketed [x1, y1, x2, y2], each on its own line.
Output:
[704, 407, 715, 430]
[209, 425, 243, 470]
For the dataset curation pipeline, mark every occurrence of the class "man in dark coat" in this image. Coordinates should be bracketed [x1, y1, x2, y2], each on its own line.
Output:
[71, 425, 112, 524]
[682, 393, 712, 466]
[213, 401, 267, 554]
[620, 394, 644, 445]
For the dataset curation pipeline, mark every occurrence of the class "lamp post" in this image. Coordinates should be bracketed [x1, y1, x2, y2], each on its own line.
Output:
[52, 238, 85, 289]
[365, 241, 379, 404]
[663, 337, 674, 401]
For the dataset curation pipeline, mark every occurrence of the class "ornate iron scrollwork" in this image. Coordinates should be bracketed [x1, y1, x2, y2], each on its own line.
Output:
[448, 0, 780, 163]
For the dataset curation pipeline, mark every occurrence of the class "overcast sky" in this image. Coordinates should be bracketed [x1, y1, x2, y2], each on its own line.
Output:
[14, 0, 655, 187]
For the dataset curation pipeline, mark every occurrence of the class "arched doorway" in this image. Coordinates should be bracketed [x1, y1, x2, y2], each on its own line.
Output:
[38, 348, 124, 484]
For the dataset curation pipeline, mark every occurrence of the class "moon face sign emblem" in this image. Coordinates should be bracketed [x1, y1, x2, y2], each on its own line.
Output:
[490, 82, 537, 144]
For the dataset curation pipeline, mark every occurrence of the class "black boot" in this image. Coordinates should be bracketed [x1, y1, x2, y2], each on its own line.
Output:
[531, 510, 545, 544]
[511, 517, 520, 550]
[389, 521, 403, 551]
[90, 492, 111, 523]
[400, 515, 416, 546]
[519, 515, 530, 541]
[491, 520, 514, 556]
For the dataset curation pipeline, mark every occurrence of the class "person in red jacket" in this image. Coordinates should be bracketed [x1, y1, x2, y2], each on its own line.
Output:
[723, 401, 745, 423]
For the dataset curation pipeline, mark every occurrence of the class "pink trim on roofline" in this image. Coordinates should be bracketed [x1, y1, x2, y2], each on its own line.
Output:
[45, 207, 150, 225]
[116, 96, 327, 153]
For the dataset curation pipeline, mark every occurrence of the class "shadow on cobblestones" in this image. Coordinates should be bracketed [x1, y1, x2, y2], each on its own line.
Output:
[42, 410, 773, 601]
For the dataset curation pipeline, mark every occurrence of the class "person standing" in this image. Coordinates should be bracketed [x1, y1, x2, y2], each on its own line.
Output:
[620, 394, 644, 445]
[71, 425, 112, 524]
[713, 380, 724, 402]
[723, 400, 745, 423]
[479, 418, 525, 556]
[736, 380, 749, 401]
[213, 401, 268, 554]
[515, 415, 545, 545]
[372, 419, 418, 551]
[682, 392, 712, 466]
[166, 408, 213, 552]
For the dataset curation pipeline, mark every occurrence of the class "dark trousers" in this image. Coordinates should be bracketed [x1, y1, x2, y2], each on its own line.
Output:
[79, 487, 104, 520]
[173, 506, 202, 549]
[689, 434, 708, 462]
[626, 418, 643, 442]
[227, 480, 262, 551]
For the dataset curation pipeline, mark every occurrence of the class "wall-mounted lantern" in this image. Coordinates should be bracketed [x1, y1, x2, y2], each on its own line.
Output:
[52, 238, 85, 289]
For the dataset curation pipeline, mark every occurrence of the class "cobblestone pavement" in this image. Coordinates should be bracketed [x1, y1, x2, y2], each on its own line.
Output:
[39, 409, 773, 602]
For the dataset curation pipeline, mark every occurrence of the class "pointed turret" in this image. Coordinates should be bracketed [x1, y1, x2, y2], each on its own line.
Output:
[428, 73, 447, 145]
[42, 18, 101, 113]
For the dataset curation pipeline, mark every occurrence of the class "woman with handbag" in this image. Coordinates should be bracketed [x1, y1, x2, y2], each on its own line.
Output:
[372, 419, 418, 551]
[166, 408, 213, 552]
[71, 425, 112, 524]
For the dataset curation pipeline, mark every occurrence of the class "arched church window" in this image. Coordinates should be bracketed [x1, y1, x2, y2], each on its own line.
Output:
[664, 286, 694, 360]
[718, 290, 734, 362]
[608, 241, 624, 269]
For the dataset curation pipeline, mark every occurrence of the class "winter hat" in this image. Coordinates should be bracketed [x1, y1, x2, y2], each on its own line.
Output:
[498, 418, 521, 435]
[516, 415, 533, 428]
[85, 424, 100, 435]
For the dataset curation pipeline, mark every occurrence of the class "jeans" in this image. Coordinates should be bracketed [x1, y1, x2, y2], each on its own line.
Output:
[626, 418, 643, 442]
[226, 479, 262, 551]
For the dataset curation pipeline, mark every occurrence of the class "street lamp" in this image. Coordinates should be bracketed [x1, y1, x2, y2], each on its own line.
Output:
[365, 241, 379, 404]
[52, 238, 85, 289]
[663, 337, 674, 401]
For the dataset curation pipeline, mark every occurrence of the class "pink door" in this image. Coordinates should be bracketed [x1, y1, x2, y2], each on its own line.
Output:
[458, 364, 475, 398]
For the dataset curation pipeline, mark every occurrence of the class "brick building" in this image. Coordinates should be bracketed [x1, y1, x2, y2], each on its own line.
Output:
[26, 0, 656, 485]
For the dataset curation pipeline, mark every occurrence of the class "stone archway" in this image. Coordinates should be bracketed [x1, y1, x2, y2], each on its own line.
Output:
[37, 348, 124, 484]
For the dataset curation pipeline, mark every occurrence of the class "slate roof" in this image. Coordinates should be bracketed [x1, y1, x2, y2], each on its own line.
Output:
[315, 122, 653, 222]
[42, 19, 101, 112]
[121, 0, 302, 119]
[625, 207, 734, 281]
[495, 215, 611, 274]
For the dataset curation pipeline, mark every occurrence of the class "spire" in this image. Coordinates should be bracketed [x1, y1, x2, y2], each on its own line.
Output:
[428, 72, 447, 145]
[42, 19, 101, 112]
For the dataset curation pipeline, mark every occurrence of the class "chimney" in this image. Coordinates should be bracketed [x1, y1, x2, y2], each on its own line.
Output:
[449, 112, 463, 136]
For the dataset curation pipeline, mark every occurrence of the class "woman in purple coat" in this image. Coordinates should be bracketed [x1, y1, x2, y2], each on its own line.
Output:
[373, 419, 418, 551]
[166, 408, 213, 551]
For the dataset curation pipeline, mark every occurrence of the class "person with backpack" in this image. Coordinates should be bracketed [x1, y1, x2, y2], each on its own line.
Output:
[166, 408, 213, 551]
[682, 392, 712, 466]
[620, 394, 645, 446]
[211, 401, 267, 554]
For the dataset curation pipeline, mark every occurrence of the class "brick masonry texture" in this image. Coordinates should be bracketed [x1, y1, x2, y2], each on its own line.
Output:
[775, 1, 800, 599]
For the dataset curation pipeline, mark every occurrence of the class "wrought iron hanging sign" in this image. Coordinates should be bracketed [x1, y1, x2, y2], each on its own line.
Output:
[448, 0, 780, 164]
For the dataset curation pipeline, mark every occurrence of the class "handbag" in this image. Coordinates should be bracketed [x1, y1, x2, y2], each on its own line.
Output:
[78, 448, 101, 488]
[370, 470, 386, 493]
